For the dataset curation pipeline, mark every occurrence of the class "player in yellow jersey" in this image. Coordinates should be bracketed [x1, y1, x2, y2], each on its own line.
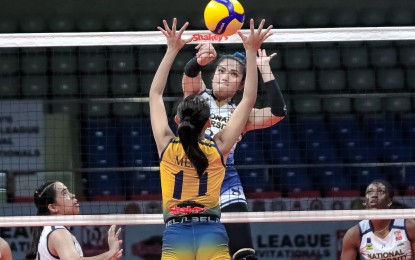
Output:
[149, 18, 272, 260]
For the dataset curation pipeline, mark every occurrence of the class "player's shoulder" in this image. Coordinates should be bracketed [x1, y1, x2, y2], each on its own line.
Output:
[344, 224, 360, 240]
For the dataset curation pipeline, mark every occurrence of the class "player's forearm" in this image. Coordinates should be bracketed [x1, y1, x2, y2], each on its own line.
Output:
[242, 50, 258, 107]
[262, 80, 287, 117]
[258, 64, 275, 82]
[182, 74, 203, 97]
[149, 49, 178, 97]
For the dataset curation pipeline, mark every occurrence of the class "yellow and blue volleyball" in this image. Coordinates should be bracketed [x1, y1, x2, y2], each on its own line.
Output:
[204, 0, 245, 37]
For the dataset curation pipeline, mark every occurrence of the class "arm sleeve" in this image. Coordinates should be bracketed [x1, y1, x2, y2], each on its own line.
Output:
[259, 79, 287, 117]
[184, 57, 205, 78]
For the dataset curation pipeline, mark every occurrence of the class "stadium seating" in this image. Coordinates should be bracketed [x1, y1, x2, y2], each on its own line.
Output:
[112, 103, 142, 117]
[284, 48, 311, 70]
[323, 98, 352, 114]
[105, 15, 132, 31]
[85, 103, 111, 118]
[78, 51, 107, 73]
[296, 115, 340, 164]
[377, 68, 405, 91]
[304, 9, 331, 28]
[288, 71, 316, 92]
[50, 54, 78, 74]
[347, 69, 376, 92]
[314, 167, 352, 192]
[276, 167, 315, 194]
[51, 75, 79, 96]
[342, 47, 369, 68]
[354, 97, 382, 113]
[81, 119, 123, 197]
[81, 74, 109, 97]
[0, 55, 19, 75]
[369, 47, 398, 68]
[20, 16, 46, 33]
[118, 118, 157, 168]
[0, 77, 19, 98]
[48, 16, 76, 32]
[313, 48, 341, 69]
[385, 97, 411, 113]
[388, 8, 414, 26]
[359, 9, 386, 26]
[21, 53, 48, 74]
[362, 114, 413, 162]
[318, 70, 346, 92]
[21, 75, 49, 97]
[399, 46, 415, 67]
[0, 17, 18, 33]
[263, 119, 303, 165]
[328, 114, 377, 164]
[332, 9, 359, 27]
[110, 73, 139, 97]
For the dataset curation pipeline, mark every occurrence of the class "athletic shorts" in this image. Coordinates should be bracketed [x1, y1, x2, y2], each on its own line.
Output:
[220, 166, 247, 208]
[162, 222, 230, 260]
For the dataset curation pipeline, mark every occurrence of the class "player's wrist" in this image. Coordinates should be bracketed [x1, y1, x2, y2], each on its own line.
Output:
[184, 56, 205, 77]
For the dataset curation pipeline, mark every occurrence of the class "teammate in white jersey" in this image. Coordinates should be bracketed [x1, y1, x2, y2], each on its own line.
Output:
[341, 179, 415, 260]
[182, 43, 287, 260]
[26, 181, 123, 260]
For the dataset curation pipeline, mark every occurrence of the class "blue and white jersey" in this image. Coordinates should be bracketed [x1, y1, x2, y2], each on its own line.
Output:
[37, 226, 83, 260]
[200, 89, 241, 166]
[359, 219, 413, 260]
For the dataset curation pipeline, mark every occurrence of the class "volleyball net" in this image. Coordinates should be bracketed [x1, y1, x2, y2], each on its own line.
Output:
[0, 26, 415, 226]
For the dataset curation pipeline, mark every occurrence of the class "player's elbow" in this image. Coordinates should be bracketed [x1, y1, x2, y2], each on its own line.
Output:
[271, 104, 288, 117]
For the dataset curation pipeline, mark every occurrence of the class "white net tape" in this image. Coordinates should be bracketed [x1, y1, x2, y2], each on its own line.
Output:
[0, 27, 414, 47]
[1, 209, 414, 227]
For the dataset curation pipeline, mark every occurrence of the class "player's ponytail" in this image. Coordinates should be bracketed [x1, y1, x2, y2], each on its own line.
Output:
[26, 181, 56, 259]
[177, 95, 210, 177]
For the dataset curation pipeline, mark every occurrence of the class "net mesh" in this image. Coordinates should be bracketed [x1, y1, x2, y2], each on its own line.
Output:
[0, 27, 414, 221]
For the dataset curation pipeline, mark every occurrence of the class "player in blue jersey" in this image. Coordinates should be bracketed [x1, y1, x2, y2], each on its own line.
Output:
[182, 37, 287, 260]
[150, 18, 272, 260]
[341, 179, 415, 260]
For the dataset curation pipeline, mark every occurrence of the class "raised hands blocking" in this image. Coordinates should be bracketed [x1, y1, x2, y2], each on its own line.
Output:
[237, 19, 273, 52]
[157, 18, 192, 52]
[107, 225, 123, 259]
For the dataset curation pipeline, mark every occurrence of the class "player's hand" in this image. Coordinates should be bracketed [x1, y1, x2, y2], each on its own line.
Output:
[238, 19, 273, 52]
[195, 43, 217, 66]
[257, 49, 277, 66]
[107, 225, 123, 257]
[157, 18, 192, 52]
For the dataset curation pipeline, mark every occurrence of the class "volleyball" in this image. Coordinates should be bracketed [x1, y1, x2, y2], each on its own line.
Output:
[204, 0, 245, 37]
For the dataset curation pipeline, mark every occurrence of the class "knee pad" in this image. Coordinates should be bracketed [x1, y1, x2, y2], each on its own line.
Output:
[222, 202, 249, 213]
[232, 248, 257, 260]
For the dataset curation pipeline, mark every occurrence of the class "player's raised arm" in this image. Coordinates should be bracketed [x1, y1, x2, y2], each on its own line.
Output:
[214, 18, 273, 155]
[149, 18, 192, 155]
[182, 43, 217, 97]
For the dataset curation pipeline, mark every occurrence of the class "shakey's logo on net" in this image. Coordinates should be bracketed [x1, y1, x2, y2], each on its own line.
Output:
[192, 33, 229, 42]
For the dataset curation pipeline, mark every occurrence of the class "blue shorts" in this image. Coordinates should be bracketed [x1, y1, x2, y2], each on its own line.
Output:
[162, 222, 230, 260]
[220, 166, 247, 208]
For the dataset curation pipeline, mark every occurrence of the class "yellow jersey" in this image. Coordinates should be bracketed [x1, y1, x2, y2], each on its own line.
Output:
[160, 136, 225, 222]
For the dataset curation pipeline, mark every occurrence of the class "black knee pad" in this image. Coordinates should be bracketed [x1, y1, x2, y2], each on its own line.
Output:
[233, 248, 258, 260]
[222, 202, 255, 257]
[222, 202, 249, 213]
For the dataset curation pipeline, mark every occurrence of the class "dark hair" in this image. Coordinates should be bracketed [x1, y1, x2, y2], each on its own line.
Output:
[26, 181, 57, 259]
[176, 95, 210, 177]
[368, 179, 394, 199]
[217, 52, 247, 81]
